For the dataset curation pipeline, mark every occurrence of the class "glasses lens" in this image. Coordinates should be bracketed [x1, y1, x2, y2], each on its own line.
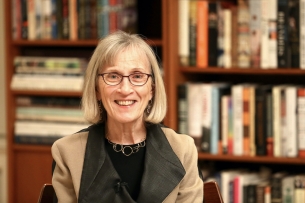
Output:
[104, 73, 122, 85]
[129, 73, 148, 85]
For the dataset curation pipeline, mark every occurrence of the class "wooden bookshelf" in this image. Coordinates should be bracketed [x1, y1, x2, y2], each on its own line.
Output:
[4, 1, 168, 202]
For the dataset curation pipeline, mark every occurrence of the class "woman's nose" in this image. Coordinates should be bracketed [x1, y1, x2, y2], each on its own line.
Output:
[118, 77, 133, 94]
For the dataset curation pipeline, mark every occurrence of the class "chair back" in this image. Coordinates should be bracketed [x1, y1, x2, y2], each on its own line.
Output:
[203, 181, 224, 203]
[37, 184, 54, 203]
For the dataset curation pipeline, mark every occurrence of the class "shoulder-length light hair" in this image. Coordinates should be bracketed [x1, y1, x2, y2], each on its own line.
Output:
[82, 31, 167, 124]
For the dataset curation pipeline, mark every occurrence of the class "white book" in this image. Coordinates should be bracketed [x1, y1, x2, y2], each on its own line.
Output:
[42, 0, 52, 39]
[267, 0, 277, 68]
[178, 0, 189, 66]
[27, 0, 36, 40]
[300, 0, 305, 69]
[284, 86, 297, 157]
[294, 175, 305, 203]
[272, 85, 285, 157]
[297, 88, 305, 157]
[232, 85, 243, 156]
[10, 74, 84, 91]
[14, 120, 89, 137]
[201, 84, 212, 152]
[260, 0, 269, 68]
[187, 83, 203, 150]
[223, 9, 232, 68]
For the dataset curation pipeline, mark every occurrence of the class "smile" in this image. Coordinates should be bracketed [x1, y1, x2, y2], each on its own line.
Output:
[115, 100, 135, 106]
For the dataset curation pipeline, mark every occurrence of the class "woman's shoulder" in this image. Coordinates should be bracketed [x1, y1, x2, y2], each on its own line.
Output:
[160, 125, 194, 145]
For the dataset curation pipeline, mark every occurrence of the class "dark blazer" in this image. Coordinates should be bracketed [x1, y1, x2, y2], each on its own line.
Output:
[52, 123, 203, 203]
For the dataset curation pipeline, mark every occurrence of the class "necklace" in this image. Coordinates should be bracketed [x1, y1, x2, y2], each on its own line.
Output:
[106, 137, 146, 156]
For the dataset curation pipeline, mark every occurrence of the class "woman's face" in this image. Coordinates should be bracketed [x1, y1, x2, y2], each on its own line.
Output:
[96, 48, 153, 125]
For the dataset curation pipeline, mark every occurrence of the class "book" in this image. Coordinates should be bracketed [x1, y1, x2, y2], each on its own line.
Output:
[14, 120, 89, 145]
[277, 0, 290, 68]
[249, 0, 261, 68]
[27, 0, 36, 40]
[232, 84, 244, 156]
[221, 95, 230, 154]
[268, 0, 278, 68]
[288, 0, 300, 68]
[282, 175, 295, 203]
[301, 0, 305, 69]
[217, 2, 224, 67]
[237, 0, 250, 68]
[230, 4, 238, 68]
[10, 74, 84, 91]
[178, 0, 189, 66]
[248, 85, 256, 156]
[208, 2, 218, 67]
[220, 170, 240, 203]
[196, 1, 208, 68]
[189, 1, 197, 67]
[294, 175, 305, 203]
[284, 86, 297, 157]
[255, 85, 271, 156]
[266, 92, 273, 157]
[177, 84, 188, 135]
[242, 86, 250, 156]
[260, 0, 269, 69]
[223, 8, 232, 68]
[210, 83, 230, 154]
[69, 0, 78, 40]
[187, 83, 204, 150]
[271, 172, 287, 203]
[201, 84, 212, 152]
[297, 88, 305, 158]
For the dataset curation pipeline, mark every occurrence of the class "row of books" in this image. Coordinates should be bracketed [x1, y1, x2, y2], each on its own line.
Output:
[12, 0, 137, 40]
[178, 0, 305, 69]
[178, 83, 305, 158]
[203, 168, 305, 203]
[11, 56, 87, 91]
[14, 96, 89, 145]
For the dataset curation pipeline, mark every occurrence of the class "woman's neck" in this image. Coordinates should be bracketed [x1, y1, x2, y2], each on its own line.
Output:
[106, 120, 147, 145]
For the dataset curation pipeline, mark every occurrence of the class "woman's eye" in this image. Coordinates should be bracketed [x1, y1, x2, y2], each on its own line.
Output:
[108, 73, 119, 79]
[133, 74, 143, 79]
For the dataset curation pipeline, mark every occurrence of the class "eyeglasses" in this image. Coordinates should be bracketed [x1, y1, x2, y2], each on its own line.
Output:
[98, 72, 152, 86]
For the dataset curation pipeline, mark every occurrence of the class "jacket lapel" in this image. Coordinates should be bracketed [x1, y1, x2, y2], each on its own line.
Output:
[78, 123, 135, 203]
[137, 124, 186, 203]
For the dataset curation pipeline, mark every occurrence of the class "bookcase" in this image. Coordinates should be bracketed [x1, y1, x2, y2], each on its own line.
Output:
[4, 0, 169, 202]
[5, 0, 305, 203]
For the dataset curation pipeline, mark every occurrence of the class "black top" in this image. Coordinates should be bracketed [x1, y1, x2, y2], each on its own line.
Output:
[105, 138, 146, 201]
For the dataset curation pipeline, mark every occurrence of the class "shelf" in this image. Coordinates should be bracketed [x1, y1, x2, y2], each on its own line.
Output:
[12, 90, 82, 97]
[13, 144, 51, 152]
[198, 153, 305, 165]
[12, 39, 163, 47]
[180, 67, 305, 75]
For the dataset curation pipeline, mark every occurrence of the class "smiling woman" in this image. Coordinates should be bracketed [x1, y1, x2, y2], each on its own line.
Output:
[51, 31, 203, 203]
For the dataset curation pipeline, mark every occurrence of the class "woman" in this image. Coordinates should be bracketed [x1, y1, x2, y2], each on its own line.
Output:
[51, 31, 203, 203]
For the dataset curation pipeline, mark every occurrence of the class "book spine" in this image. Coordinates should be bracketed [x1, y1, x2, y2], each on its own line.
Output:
[211, 86, 220, 154]
[56, 0, 63, 39]
[301, 0, 305, 69]
[42, 0, 52, 39]
[189, 1, 197, 67]
[69, 0, 78, 40]
[237, 0, 250, 68]
[217, 2, 224, 67]
[277, 0, 290, 68]
[177, 84, 188, 135]
[84, 0, 91, 39]
[178, 0, 189, 66]
[266, 93, 274, 157]
[90, 0, 97, 39]
[255, 86, 268, 156]
[51, 0, 57, 39]
[243, 87, 250, 156]
[297, 88, 305, 158]
[35, 0, 42, 39]
[260, 0, 269, 68]
[208, 2, 218, 67]
[228, 96, 234, 154]
[249, 86, 256, 156]
[27, 0, 36, 40]
[273, 86, 282, 157]
[201, 84, 212, 152]
[221, 95, 230, 154]
[230, 5, 238, 68]
[288, 0, 300, 68]
[249, 0, 261, 68]
[196, 1, 208, 68]
[233, 85, 243, 156]
[21, 0, 28, 39]
[223, 9, 232, 68]
[62, 0, 69, 39]
[285, 86, 297, 157]
[268, 0, 278, 68]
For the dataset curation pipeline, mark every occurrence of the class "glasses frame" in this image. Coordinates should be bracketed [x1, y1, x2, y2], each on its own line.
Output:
[98, 72, 152, 86]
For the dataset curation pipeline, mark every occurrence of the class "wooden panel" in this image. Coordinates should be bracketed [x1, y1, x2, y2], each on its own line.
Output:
[14, 151, 53, 203]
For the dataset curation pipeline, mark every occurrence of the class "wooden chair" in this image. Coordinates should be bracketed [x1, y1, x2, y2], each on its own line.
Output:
[38, 181, 223, 203]
[37, 184, 54, 203]
[203, 181, 224, 203]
